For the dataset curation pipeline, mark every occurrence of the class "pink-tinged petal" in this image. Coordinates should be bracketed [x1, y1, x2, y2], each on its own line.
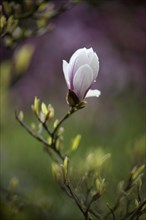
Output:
[71, 51, 88, 73]
[85, 89, 101, 98]
[73, 64, 94, 100]
[68, 49, 88, 77]
[68, 49, 89, 89]
[63, 60, 70, 88]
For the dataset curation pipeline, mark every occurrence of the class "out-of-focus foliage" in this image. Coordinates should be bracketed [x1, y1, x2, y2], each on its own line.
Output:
[0, 1, 145, 219]
[1, 91, 145, 219]
[0, 0, 55, 47]
[1, 97, 144, 220]
[0, 43, 34, 125]
[0, 60, 12, 125]
[13, 44, 34, 73]
[127, 136, 146, 166]
[0, 0, 80, 47]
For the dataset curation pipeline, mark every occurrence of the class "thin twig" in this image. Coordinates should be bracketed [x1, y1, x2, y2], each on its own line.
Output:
[106, 203, 116, 220]
[129, 199, 146, 220]
[88, 209, 103, 220]
[15, 111, 64, 161]
[15, 112, 49, 146]
[33, 111, 52, 136]
[65, 181, 85, 216]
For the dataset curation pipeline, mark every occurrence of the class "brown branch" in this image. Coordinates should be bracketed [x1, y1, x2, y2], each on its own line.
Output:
[65, 181, 85, 216]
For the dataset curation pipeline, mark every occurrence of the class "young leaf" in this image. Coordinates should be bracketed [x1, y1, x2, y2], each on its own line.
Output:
[31, 123, 36, 132]
[63, 157, 69, 179]
[41, 102, 48, 115]
[71, 134, 81, 152]
[54, 119, 59, 128]
[132, 165, 145, 181]
[18, 111, 24, 121]
[32, 96, 40, 115]
[48, 104, 54, 119]
[47, 136, 52, 145]
[56, 139, 61, 150]
[96, 177, 105, 194]
[51, 162, 63, 183]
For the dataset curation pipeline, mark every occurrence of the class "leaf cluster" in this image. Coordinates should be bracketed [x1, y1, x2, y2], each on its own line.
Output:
[0, 0, 80, 47]
[12, 97, 146, 219]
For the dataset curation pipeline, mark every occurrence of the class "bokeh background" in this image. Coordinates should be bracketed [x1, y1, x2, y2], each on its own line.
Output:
[0, 0, 146, 219]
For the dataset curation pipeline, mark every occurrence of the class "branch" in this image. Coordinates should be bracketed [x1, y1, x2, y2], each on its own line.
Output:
[15, 111, 65, 161]
[15, 111, 49, 146]
[129, 199, 146, 220]
[65, 181, 85, 216]
[33, 111, 52, 136]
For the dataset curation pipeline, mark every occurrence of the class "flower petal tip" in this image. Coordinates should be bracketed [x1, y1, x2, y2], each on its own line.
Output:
[85, 89, 101, 98]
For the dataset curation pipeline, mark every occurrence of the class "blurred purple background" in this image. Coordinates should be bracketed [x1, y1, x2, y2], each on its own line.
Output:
[1, 1, 146, 107]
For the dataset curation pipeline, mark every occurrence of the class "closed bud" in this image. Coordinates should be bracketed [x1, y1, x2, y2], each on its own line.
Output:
[32, 97, 40, 115]
[63, 157, 69, 179]
[63, 47, 101, 106]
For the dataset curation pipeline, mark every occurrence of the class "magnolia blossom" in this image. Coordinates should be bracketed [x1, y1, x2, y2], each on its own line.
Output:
[63, 47, 101, 105]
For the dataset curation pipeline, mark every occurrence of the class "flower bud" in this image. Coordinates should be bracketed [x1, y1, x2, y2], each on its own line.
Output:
[63, 47, 101, 106]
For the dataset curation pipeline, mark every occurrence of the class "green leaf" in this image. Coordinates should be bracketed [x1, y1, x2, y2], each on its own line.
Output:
[71, 134, 81, 152]
[18, 111, 24, 121]
[53, 119, 59, 128]
[31, 123, 36, 132]
[47, 136, 52, 145]
[135, 199, 139, 207]
[51, 162, 63, 183]
[132, 165, 145, 181]
[33, 96, 40, 115]
[56, 139, 61, 150]
[3, 2, 12, 14]
[48, 104, 54, 119]
[63, 157, 69, 179]
[0, 16, 6, 30]
[96, 177, 106, 194]
[41, 102, 48, 115]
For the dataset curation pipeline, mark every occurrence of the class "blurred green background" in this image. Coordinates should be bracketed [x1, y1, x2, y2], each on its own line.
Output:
[0, 0, 146, 219]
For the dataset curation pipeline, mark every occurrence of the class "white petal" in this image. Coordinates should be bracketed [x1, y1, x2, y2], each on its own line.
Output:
[85, 89, 101, 98]
[68, 48, 89, 89]
[86, 48, 94, 55]
[73, 64, 94, 100]
[69, 48, 87, 64]
[63, 60, 70, 88]
[89, 52, 99, 80]
[72, 51, 88, 72]
[68, 48, 88, 76]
